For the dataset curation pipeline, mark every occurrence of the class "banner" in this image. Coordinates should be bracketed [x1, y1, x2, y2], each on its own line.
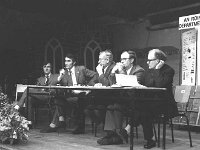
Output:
[179, 13, 200, 30]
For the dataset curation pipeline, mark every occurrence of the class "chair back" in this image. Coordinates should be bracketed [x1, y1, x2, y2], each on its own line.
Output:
[190, 86, 200, 99]
[174, 85, 192, 103]
[15, 84, 27, 102]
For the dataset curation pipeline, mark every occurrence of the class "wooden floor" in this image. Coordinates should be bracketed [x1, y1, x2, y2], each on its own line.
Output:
[1, 123, 200, 150]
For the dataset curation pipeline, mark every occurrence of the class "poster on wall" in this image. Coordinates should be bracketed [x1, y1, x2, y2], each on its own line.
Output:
[197, 27, 200, 85]
[181, 29, 197, 85]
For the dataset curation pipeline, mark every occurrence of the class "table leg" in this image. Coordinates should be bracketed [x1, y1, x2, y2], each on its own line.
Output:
[162, 117, 166, 149]
[26, 87, 29, 120]
[130, 113, 134, 150]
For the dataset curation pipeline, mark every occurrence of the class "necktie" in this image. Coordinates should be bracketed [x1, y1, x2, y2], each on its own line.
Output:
[68, 69, 73, 86]
[102, 67, 105, 74]
[45, 75, 49, 86]
[124, 69, 127, 75]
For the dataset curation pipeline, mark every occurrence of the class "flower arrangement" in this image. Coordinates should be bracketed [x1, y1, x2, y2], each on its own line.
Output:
[0, 92, 31, 144]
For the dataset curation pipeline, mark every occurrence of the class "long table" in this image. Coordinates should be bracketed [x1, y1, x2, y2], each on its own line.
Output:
[26, 85, 167, 150]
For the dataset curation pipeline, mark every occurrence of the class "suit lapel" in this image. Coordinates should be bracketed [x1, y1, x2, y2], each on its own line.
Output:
[104, 62, 114, 76]
[41, 77, 46, 85]
[129, 66, 136, 75]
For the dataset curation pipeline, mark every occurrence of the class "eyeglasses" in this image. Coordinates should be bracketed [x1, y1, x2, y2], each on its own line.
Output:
[147, 58, 157, 62]
[120, 58, 130, 61]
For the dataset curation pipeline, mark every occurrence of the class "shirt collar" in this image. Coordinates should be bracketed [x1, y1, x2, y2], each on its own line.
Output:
[45, 73, 51, 78]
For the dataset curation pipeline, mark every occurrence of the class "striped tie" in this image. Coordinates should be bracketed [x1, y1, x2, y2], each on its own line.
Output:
[45, 75, 49, 86]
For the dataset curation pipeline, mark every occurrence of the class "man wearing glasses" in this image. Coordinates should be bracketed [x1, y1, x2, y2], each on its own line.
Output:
[97, 50, 145, 145]
[14, 61, 59, 123]
[121, 49, 178, 149]
[141, 49, 178, 149]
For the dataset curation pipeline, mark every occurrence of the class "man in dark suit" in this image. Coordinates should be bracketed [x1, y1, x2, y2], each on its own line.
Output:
[97, 50, 145, 145]
[41, 53, 98, 133]
[14, 61, 58, 123]
[129, 49, 178, 149]
[84, 50, 116, 126]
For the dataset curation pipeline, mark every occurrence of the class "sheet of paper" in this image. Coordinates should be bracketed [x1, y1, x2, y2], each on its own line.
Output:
[115, 74, 141, 87]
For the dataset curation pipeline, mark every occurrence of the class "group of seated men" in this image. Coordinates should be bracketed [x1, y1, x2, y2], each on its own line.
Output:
[14, 49, 178, 149]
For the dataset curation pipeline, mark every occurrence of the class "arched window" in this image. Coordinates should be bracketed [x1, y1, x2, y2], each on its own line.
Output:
[84, 40, 102, 71]
[45, 38, 64, 73]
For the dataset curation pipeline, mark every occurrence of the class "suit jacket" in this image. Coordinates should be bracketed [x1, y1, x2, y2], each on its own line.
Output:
[128, 65, 145, 84]
[92, 62, 116, 103]
[59, 66, 98, 86]
[17, 74, 59, 107]
[36, 74, 59, 86]
[143, 64, 178, 117]
[109, 64, 145, 85]
[98, 62, 116, 86]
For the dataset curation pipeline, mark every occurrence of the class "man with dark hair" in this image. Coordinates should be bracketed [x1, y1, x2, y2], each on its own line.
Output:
[97, 50, 145, 145]
[40, 53, 98, 133]
[14, 61, 59, 123]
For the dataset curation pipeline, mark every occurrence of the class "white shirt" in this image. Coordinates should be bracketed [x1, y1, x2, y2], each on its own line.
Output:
[69, 66, 90, 94]
[126, 66, 133, 75]
[69, 66, 77, 86]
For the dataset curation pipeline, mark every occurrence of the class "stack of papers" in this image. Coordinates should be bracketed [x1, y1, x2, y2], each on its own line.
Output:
[115, 74, 144, 87]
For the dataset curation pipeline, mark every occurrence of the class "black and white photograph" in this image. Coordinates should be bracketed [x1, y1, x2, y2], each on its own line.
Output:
[0, 0, 200, 150]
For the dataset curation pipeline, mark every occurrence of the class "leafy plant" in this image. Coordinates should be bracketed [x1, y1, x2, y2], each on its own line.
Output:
[0, 93, 30, 144]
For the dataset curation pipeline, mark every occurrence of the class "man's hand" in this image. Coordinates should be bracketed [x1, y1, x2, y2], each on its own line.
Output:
[111, 62, 124, 73]
[94, 83, 103, 87]
[155, 60, 165, 69]
[58, 69, 65, 81]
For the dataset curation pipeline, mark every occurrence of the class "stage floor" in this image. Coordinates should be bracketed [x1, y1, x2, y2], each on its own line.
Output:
[1, 123, 200, 150]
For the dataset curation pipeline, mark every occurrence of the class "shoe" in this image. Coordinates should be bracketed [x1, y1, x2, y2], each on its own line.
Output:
[119, 129, 128, 143]
[72, 127, 85, 134]
[97, 135, 110, 145]
[144, 140, 156, 149]
[97, 134, 123, 145]
[40, 127, 57, 133]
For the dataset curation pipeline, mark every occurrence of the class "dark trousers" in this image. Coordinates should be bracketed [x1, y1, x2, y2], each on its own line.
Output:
[140, 112, 154, 140]
[136, 100, 169, 141]
[55, 93, 89, 129]
[27, 95, 53, 122]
